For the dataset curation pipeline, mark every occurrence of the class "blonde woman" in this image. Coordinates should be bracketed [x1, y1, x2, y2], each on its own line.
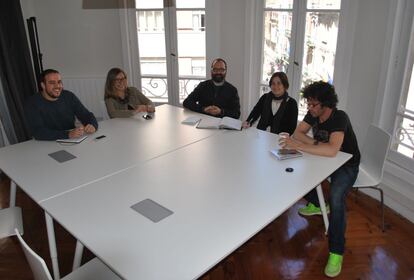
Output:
[104, 68, 154, 118]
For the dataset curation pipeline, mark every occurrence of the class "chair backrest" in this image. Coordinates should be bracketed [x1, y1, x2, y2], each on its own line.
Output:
[360, 124, 391, 182]
[101, 100, 110, 120]
[14, 228, 53, 280]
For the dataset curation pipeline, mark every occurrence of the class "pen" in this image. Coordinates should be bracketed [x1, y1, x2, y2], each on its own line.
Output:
[94, 135, 106, 140]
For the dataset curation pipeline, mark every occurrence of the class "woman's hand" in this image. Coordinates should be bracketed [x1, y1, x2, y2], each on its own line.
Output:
[135, 105, 148, 113]
[146, 105, 155, 113]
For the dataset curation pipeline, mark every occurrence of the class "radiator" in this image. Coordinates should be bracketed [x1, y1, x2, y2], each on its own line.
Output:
[63, 77, 106, 120]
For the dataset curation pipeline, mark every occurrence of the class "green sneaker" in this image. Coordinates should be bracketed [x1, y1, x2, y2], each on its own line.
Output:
[298, 202, 330, 216]
[324, 252, 343, 277]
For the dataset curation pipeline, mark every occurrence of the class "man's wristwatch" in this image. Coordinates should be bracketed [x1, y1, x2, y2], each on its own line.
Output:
[313, 139, 319, 145]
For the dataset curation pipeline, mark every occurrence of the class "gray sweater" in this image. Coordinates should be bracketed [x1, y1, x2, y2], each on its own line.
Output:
[105, 87, 153, 118]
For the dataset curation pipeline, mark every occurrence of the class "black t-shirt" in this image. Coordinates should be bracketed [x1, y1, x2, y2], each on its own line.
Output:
[303, 108, 360, 166]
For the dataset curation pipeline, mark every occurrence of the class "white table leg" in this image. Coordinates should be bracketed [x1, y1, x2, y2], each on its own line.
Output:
[72, 240, 84, 270]
[0, 207, 23, 238]
[316, 184, 329, 235]
[10, 181, 16, 207]
[0, 180, 23, 238]
[45, 212, 60, 280]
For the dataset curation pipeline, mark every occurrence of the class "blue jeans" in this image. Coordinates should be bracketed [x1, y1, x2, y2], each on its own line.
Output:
[304, 164, 359, 255]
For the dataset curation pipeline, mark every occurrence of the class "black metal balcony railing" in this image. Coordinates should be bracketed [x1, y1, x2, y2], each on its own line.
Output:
[394, 107, 414, 158]
[141, 76, 204, 103]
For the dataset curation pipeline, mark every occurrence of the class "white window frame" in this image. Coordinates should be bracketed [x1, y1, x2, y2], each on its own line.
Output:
[242, 0, 356, 117]
[388, 0, 414, 172]
[118, 0, 219, 106]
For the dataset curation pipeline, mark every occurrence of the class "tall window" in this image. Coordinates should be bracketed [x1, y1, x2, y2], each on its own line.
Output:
[394, 49, 414, 159]
[135, 0, 206, 104]
[261, 0, 341, 117]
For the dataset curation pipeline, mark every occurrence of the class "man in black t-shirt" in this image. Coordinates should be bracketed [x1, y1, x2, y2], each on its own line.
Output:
[279, 81, 360, 278]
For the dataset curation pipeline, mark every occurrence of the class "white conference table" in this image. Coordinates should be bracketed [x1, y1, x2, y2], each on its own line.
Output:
[0, 105, 219, 279]
[41, 128, 351, 280]
[0, 105, 216, 204]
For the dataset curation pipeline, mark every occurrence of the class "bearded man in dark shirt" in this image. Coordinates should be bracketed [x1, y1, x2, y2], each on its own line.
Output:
[183, 58, 240, 119]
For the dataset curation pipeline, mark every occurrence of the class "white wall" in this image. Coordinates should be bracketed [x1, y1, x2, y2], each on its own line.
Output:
[219, 0, 247, 118]
[20, 0, 124, 118]
[345, 0, 390, 140]
[21, 0, 123, 78]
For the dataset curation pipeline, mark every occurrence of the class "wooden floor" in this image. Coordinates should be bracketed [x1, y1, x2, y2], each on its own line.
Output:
[1, 176, 413, 280]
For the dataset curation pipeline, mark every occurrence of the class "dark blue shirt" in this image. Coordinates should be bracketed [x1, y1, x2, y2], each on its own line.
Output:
[25, 90, 98, 140]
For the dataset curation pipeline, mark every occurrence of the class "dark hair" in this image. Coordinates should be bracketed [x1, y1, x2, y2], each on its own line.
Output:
[269, 72, 289, 89]
[39, 69, 60, 84]
[104, 67, 127, 99]
[302, 81, 338, 108]
[211, 58, 227, 70]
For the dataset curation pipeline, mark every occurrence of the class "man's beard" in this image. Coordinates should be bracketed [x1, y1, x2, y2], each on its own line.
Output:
[46, 89, 61, 99]
[212, 74, 225, 83]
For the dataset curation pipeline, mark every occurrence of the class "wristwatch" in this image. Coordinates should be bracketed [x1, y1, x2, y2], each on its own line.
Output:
[313, 139, 319, 145]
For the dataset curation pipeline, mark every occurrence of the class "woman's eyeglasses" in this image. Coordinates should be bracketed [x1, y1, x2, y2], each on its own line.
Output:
[114, 77, 126, 83]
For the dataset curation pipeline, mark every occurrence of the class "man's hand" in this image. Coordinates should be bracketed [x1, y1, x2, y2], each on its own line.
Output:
[84, 124, 96, 134]
[279, 136, 300, 150]
[242, 121, 251, 129]
[68, 126, 84, 139]
[204, 105, 222, 116]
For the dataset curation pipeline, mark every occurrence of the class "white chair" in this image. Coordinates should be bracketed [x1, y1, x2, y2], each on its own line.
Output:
[14, 229, 121, 280]
[101, 100, 110, 121]
[353, 125, 391, 231]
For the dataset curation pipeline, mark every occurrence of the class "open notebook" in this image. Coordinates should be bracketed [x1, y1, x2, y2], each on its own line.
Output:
[271, 148, 303, 160]
[196, 116, 242, 130]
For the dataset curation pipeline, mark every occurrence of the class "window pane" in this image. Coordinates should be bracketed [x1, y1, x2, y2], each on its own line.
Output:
[135, 0, 163, 9]
[307, 0, 341, 10]
[262, 11, 292, 82]
[176, 0, 205, 9]
[137, 11, 167, 75]
[177, 11, 206, 77]
[301, 12, 339, 86]
[265, 0, 293, 9]
[179, 78, 204, 103]
[395, 113, 414, 158]
[395, 65, 414, 158]
[405, 67, 414, 112]
[299, 12, 339, 117]
[141, 77, 168, 103]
